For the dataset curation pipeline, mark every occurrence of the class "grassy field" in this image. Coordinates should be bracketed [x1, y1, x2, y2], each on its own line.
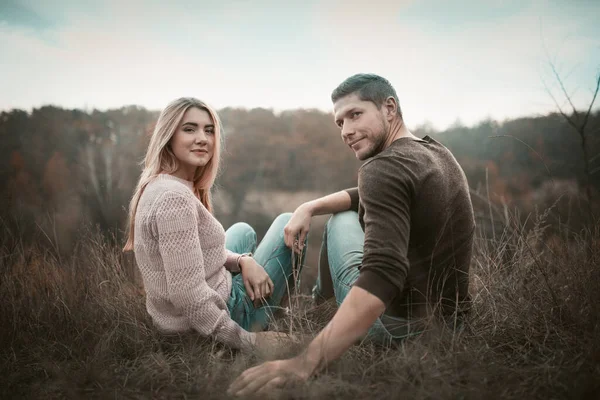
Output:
[1, 209, 599, 399]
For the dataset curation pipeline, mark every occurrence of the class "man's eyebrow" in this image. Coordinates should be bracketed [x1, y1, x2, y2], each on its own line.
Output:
[335, 107, 357, 121]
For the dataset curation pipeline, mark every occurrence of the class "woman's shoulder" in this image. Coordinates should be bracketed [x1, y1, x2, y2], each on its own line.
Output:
[141, 176, 197, 211]
[146, 175, 194, 195]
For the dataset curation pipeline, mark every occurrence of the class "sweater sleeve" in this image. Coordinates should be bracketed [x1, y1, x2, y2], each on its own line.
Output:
[353, 158, 414, 306]
[224, 250, 241, 273]
[154, 191, 256, 350]
[344, 187, 360, 212]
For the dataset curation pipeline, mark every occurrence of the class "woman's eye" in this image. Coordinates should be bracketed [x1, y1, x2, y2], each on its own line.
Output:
[205, 128, 215, 134]
[184, 127, 194, 133]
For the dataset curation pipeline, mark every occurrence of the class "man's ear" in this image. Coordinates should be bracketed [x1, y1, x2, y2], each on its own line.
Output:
[384, 96, 398, 119]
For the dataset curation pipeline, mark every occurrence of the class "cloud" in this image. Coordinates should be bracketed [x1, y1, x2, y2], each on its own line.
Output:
[0, 0, 58, 31]
[308, 0, 600, 128]
[0, 0, 598, 129]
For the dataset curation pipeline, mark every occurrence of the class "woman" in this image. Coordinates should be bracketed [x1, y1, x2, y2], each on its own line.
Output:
[123, 97, 301, 350]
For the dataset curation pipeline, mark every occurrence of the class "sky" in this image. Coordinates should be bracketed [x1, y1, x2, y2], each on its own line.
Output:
[0, 0, 599, 130]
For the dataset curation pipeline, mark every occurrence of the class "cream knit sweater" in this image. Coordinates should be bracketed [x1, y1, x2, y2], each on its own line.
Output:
[133, 174, 256, 350]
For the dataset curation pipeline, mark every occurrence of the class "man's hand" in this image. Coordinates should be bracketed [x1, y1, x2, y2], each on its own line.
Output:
[283, 191, 353, 254]
[240, 257, 274, 307]
[232, 286, 385, 397]
[284, 203, 313, 255]
[227, 357, 312, 397]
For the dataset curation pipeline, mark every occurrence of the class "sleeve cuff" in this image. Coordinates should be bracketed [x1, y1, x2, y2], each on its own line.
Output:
[240, 331, 257, 351]
[354, 270, 399, 307]
[344, 187, 359, 212]
[224, 250, 241, 273]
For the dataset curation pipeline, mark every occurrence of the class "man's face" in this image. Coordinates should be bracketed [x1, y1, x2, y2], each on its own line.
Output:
[333, 94, 389, 161]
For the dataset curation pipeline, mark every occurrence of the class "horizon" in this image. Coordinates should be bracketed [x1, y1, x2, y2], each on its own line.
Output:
[1, 0, 599, 130]
[2, 100, 592, 132]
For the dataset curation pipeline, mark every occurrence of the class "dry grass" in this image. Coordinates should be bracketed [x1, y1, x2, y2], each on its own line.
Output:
[1, 210, 600, 400]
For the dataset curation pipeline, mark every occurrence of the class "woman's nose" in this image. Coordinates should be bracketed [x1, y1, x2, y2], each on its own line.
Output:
[195, 130, 208, 143]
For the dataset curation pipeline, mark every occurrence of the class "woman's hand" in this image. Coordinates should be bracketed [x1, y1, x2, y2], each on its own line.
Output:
[239, 256, 274, 307]
[284, 203, 313, 255]
[254, 331, 299, 352]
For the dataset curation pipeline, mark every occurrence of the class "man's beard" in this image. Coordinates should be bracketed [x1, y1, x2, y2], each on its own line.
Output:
[362, 117, 390, 160]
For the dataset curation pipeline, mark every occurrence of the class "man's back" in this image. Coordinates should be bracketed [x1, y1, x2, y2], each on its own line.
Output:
[352, 136, 475, 320]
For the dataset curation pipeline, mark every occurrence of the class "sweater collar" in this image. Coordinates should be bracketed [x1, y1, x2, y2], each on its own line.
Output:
[157, 174, 194, 190]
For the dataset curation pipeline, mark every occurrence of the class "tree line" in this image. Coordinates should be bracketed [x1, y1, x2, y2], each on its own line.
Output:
[0, 105, 598, 254]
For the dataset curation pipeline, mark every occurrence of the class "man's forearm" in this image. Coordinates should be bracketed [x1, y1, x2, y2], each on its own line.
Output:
[296, 286, 385, 376]
[304, 190, 352, 216]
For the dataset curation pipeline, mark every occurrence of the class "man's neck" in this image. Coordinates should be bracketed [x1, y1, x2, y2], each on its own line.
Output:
[383, 117, 416, 150]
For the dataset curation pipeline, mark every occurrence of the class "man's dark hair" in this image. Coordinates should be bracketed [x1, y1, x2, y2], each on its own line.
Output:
[331, 73, 402, 117]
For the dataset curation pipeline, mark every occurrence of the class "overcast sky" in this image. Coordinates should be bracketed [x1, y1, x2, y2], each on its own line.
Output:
[1, 0, 599, 129]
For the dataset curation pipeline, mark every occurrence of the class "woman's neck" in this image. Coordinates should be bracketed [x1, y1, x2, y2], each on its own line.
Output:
[169, 166, 196, 182]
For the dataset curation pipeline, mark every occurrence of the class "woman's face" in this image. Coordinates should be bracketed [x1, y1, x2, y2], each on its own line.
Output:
[169, 107, 215, 178]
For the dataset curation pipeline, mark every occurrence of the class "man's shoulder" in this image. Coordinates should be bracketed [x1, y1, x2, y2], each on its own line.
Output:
[358, 136, 458, 196]
[359, 139, 424, 180]
[358, 155, 416, 201]
[364, 137, 434, 165]
[361, 150, 406, 173]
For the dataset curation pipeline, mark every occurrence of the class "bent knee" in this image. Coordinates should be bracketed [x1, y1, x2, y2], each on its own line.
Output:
[326, 211, 358, 231]
[273, 212, 292, 227]
[228, 222, 257, 239]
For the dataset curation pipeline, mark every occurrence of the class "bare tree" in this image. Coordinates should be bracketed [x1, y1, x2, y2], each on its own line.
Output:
[80, 121, 132, 241]
[544, 63, 600, 220]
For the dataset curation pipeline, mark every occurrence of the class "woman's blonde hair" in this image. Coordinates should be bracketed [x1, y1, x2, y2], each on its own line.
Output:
[123, 97, 223, 251]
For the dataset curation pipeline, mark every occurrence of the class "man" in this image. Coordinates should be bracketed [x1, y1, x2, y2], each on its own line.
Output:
[228, 73, 475, 396]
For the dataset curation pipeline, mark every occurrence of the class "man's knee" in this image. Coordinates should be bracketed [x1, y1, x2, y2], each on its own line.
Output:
[325, 211, 359, 235]
[323, 211, 362, 283]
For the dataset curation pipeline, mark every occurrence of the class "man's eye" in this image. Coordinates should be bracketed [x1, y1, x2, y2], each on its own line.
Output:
[351, 112, 361, 118]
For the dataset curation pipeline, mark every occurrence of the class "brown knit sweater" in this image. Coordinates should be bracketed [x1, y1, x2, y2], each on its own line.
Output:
[346, 136, 475, 320]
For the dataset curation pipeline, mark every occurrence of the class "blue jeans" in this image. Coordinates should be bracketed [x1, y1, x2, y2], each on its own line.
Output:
[313, 211, 422, 346]
[225, 213, 303, 332]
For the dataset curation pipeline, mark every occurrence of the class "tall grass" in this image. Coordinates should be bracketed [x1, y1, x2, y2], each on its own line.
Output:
[1, 209, 599, 399]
